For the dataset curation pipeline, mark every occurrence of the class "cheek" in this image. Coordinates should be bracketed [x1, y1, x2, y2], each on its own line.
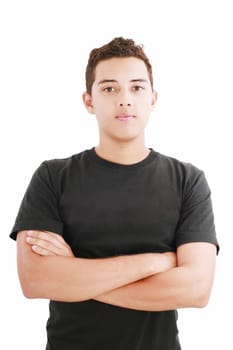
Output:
[93, 96, 112, 110]
[95, 102, 116, 120]
[138, 97, 154, 113]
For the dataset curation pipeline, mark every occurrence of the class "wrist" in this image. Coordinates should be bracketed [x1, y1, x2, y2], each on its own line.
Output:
[149, 252, 176, 274]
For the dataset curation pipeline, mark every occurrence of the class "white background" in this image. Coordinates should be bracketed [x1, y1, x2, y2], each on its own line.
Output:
[1, 0, 232, 349]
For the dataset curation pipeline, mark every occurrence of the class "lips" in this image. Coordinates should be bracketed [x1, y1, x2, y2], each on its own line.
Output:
[116, 114, 135, 121]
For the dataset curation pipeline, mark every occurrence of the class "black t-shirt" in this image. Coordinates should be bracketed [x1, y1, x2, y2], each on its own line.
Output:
[10, 148, 219, 350]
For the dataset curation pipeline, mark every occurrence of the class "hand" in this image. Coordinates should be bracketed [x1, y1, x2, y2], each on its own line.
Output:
[163, 251, 177, 270]
[26, 230, 74, 257]
[149, 251, 177, 274]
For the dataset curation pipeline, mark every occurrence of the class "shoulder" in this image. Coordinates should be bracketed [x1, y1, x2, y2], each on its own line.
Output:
[155, 151, 208, 196]
[33, 149, 90, 193]
[158, 153, 203, 178]
[39, 149, 89, 176]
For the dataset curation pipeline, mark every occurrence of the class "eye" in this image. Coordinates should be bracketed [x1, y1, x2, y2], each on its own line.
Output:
[133, 86, 145, 92]
[103, 86, 115, 93]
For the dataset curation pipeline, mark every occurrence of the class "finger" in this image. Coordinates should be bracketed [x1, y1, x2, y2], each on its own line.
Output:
[26, 236, 63, 255]
[44, 231, 67, 243]
[26, 231, 74, 257]
[27, 231, 66, 251]
[28, 230, 67, 250]
[31, 244, 56, 256]
[39, 231, 74, 256]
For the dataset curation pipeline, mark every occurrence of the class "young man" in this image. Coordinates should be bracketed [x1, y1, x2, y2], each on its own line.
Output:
[10, 37, 219, 350]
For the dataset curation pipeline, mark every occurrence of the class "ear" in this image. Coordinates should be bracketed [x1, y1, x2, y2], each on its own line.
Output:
[151, 90, 158, 111]
[82, 92, 95, 114]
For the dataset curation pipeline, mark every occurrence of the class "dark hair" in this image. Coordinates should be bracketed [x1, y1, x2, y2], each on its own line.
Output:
[85, 37, 153, 95]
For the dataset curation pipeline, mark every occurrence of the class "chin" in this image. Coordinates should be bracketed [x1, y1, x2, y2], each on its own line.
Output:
[112, 133, 143, 143]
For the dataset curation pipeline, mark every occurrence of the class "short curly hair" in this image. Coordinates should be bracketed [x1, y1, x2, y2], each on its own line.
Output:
[85, 37, 154, 95]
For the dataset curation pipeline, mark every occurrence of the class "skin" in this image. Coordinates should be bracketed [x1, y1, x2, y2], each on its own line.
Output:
[17, 57, 217, 310]
[17, 230, 177, 302]
[82, 57, 157, 164]
[24, 230, 216, 310]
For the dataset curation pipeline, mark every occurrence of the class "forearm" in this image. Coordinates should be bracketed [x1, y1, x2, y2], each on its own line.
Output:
[18, 231, 174, 302]
[95, 244, 216, 311]
[94, 266, 203, 311]
[19, 254, 155, 302]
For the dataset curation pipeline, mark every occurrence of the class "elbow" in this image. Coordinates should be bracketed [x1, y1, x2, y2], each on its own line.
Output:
[191, 283, 213, 308]
[18, 265, 44, 299]
[21, 283, 38, 299]
[196, 288, 212, 308]
[19, 274, 41, 299]
[193, 293, 210, 308]
[17, 232, 48, 299]
[18, 277, 36, 298]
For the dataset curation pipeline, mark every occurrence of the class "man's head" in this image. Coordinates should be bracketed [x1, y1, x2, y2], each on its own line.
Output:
[82, 37, 157, 146]
[85, 37, 154, 95]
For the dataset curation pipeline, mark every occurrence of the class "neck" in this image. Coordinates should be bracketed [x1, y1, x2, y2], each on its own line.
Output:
[95, 138, 150, 165]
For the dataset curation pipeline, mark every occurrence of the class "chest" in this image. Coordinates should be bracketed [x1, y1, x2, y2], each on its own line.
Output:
[59, 170, 181, 257]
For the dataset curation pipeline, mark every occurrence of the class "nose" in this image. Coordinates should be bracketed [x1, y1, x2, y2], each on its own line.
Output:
[118, 92, 132, 107]
[118, 88, 133, 107]
[119, 102, 131, 107]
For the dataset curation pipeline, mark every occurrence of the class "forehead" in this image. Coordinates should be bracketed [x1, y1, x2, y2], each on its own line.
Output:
[94, 57, 149, 82]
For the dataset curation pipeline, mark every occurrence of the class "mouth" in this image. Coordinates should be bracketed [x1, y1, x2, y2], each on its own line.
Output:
[116, 114, 135, 121]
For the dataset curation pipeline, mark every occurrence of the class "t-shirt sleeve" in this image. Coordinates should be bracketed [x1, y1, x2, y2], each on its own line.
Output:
[10, 161, 63, 240]
[175, 168, 219, 253]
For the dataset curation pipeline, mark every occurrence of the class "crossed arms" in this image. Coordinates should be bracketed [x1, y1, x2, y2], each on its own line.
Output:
[17, 230, 217, 311]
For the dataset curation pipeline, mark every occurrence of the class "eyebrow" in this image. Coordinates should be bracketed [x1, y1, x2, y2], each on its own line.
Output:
[97, 79, 149, 85]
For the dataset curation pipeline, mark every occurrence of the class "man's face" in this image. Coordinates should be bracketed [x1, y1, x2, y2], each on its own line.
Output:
[83, 57, 157, 144]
